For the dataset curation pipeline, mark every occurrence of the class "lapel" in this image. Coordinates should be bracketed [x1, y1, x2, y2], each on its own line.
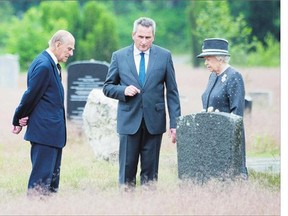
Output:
[145, 45, 157, 86]
[125, 45, 140, 84]
[43, 51, 65, 103]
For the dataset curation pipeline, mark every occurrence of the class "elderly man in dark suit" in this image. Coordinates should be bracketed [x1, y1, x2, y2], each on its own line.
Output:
[12, 30, 75, 196]
[103, 17, 181, 190]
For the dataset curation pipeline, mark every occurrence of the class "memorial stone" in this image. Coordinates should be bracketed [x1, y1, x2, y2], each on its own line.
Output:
[176, 112, 244, 184]
[67, 60, 109, 121]
[0, 54, 19, 88]
[82, 88, 118, 161]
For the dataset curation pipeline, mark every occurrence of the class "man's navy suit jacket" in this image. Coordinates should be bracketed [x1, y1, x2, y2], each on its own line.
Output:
[12, 51, 66, 148]
[103, 44, 181, 135]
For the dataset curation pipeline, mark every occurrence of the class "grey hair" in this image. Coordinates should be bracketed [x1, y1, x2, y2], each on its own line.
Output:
[215, 55, 230, 63]
[133, 17, 156, 36]
[48, 30, 73, 47]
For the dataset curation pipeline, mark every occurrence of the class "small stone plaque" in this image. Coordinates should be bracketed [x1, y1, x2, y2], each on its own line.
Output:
[176, 112, 244, 183]
[67, 60, 109, 121]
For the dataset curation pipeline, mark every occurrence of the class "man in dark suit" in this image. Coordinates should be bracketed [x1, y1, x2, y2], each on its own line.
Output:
[12, 30, 75, 196]
[103, 17, 181, 190]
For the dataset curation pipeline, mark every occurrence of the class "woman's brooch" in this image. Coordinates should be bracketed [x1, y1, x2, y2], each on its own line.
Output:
[221, 74, 227, 83]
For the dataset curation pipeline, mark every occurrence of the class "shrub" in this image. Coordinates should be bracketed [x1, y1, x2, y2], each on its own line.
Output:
[246, 34, 280, 67]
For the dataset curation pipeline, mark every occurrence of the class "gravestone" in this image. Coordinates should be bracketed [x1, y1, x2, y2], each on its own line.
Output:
[244, 95, 253, 114]
[247, 91, 272, 106]
[82, 88, 118, 161]
[67, 60, 109, 121]
[176, 112, 244, 184]
[0, 54, 19, 88]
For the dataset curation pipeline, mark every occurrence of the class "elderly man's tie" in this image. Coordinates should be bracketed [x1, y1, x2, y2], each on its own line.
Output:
[57, 63, 62, 81]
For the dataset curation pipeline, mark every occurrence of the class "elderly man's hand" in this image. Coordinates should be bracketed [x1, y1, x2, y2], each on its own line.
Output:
[19, 116, 29, 127]
[12, 126, 22, 134]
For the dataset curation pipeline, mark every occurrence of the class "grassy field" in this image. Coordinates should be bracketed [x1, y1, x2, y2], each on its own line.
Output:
[0, 60, 281, 215]
[0, 122, 280, 215]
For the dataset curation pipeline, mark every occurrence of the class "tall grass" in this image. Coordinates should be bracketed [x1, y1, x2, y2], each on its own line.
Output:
[0, 123, 280, 215]
[248, 134, 280, 157]
[0, 180, 280, 215]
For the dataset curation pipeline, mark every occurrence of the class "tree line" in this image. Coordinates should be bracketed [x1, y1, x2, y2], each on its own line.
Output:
[0, 0, 280, 70]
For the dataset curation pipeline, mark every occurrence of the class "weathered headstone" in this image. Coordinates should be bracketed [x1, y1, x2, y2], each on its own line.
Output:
[0, 54, 19, 88]
[82, 89, 118, 161]
[67, 60, 109, 121]
[176, 112, 244, 183]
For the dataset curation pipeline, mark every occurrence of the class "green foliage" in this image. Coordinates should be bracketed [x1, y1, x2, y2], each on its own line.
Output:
[76, 2, 118, 62]
[110, 0, 190, 52]
[229, 0, 280, 44]
[151, 8, 190, 53]
[6, 7, 50, 69]
[0, 0, 280, 69]
[4, 1, 118, 71]
[246, 34, 280, 67]
[0, 1, 14, 53]
[188, 0, 280, 67]
[188, 0, 252, 67]
[40, 1, 79, 32]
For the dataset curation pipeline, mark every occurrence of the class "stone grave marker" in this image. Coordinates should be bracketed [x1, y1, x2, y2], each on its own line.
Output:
[82, 88, 118, 161]
[244, 95, 253, 114]
[176, 112, 244, 184]
[67, 60, 109, 121]
[0, 54, 19, 88]
[247, 91, 272, 106]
